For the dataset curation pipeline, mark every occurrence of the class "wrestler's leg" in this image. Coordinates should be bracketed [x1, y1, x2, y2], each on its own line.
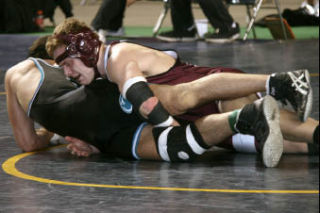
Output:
[152, 70, 312, 122]
[136, 125, 162, 160]
[279, 110, 317, 143]
[218, 95, 319, 153]
[161, 73, 269, 114]
[137, 112, 233, 160]
[139, 96, 283, 167]
[219, 96, 318, 143]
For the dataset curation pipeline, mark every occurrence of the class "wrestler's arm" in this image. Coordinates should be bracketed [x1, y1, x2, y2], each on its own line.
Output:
[5, 70, 52, 152]
[108, 50, 178, 127]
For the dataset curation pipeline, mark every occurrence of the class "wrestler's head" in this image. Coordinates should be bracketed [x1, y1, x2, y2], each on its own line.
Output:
[46, 18, 102, 85]
[28, 35, 52, 59]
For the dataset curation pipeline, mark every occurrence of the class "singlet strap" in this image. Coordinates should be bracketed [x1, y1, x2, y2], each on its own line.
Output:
[103, 41, 121, 82]
[27, 58, 45, 117]
[103, 44, 112, 81]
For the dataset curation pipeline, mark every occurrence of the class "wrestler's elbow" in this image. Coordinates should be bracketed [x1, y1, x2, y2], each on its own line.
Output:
[17, 138, 48, 152]
[18, 141, 38, 152]
[22, 145, 37, 152]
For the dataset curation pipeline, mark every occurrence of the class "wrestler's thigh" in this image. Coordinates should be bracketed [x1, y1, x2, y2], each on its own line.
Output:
[218, 94, 258, 113]
[137, 125, 162, 160]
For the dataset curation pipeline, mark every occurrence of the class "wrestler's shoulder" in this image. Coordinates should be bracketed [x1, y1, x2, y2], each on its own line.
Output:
[5, 59, 39, 84]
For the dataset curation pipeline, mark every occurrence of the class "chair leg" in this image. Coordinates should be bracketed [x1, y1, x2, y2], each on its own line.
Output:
[243, 0, 264, 41]
[246, 5, 257, 39]
[274, 0, 288, 40]
[153, 0, 171, 37]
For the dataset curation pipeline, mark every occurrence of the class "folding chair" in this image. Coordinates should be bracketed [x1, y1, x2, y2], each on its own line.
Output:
[153, 0, 170, 36]
[227, 0, 288, 40]
[153, 0, 288, 40]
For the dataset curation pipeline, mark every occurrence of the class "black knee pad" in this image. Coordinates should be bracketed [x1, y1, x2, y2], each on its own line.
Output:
[152, 123, 210, 162]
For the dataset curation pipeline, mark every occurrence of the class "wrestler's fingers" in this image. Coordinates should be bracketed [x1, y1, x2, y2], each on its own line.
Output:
[79, 151, 90, 157]
[66, 137, 90, 148]
[71, 145, 92, 157]
[65, 136, 88, 145]
[67, 143, 81, 156]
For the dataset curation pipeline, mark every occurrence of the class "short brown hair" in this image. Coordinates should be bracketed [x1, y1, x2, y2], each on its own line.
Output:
[46, 18, 93, 58]
[28, 35, 51, 59]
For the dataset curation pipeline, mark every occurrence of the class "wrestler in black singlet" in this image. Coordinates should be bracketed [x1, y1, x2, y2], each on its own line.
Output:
[28, 58, 145, 158]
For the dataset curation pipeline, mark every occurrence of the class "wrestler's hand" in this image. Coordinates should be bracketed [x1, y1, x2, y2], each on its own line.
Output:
[65, 136, 100, 157]
[139, 97, 180, 127]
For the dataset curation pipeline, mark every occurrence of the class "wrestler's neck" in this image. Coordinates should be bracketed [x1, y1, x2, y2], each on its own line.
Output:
[96, 44, 107, 78]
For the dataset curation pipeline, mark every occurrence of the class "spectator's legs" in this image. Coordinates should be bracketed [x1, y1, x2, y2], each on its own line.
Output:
[91, 0, 126, 31]
[197, 0, 234, 32]
[197, 0, 240, 42]
[55, 0, 73, 18]
[170, 0, 194, 33]
[156, 0, 197, 42]
[108, 1, 126, 30]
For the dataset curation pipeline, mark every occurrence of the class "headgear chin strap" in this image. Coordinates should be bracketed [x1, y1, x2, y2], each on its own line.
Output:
[55, 28, 101, 68]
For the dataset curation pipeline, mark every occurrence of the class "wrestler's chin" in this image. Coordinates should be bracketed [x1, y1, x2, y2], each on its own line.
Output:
[78, 77, 90, 85]
[81, 81, 90, 85]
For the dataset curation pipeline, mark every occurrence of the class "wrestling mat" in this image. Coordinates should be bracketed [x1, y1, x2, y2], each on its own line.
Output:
[0, 35, 318, 213]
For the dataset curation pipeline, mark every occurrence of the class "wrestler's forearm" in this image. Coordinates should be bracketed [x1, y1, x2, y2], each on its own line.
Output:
[14, 131, 51, 152]
[117, 61, 176, 127]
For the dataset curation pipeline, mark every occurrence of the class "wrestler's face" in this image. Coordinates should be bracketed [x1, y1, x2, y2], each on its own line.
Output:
[53, 45, 95, 85]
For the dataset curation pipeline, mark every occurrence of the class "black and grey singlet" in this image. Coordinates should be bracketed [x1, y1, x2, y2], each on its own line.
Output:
[28, 58, 142, 151]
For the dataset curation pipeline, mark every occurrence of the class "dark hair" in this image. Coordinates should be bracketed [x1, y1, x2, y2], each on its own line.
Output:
[28, 36, 52, 59]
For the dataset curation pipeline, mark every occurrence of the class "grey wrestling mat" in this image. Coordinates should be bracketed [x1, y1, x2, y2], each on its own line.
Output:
[0, 35, 318, 212]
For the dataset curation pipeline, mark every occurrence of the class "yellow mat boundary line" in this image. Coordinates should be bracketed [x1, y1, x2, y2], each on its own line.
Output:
[2, 145, 319, 194]
[310, 73, 319, 77]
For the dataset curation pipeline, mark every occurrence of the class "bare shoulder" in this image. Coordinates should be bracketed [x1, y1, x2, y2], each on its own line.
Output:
[5, 59, 39, 93]
[111, 42, 146, 57]
[5, 60, 35, 81]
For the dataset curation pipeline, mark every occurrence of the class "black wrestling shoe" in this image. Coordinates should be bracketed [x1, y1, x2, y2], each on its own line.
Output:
[235, 96, 283, 168]
[204, 23, 240, 43]
[267, 69, 312, 122]
[156, 28, 198, 42]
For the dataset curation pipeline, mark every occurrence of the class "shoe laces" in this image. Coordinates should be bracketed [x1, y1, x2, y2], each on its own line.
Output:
[287, 71, 309, 96]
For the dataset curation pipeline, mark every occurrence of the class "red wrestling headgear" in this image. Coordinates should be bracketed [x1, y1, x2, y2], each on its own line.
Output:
[55, 28, 101, 68]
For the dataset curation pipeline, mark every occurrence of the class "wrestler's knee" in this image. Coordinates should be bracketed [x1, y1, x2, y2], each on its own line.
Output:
[169, 84, 198, 115]
[152, 124, 210, 162]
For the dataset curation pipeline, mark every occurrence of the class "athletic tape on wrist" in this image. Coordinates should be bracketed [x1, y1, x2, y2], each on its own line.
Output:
[123, 77, 172, 126]
[154, 116, 174, 128]
[147, 101, 172, 126]
[122, 76, 147, 99]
